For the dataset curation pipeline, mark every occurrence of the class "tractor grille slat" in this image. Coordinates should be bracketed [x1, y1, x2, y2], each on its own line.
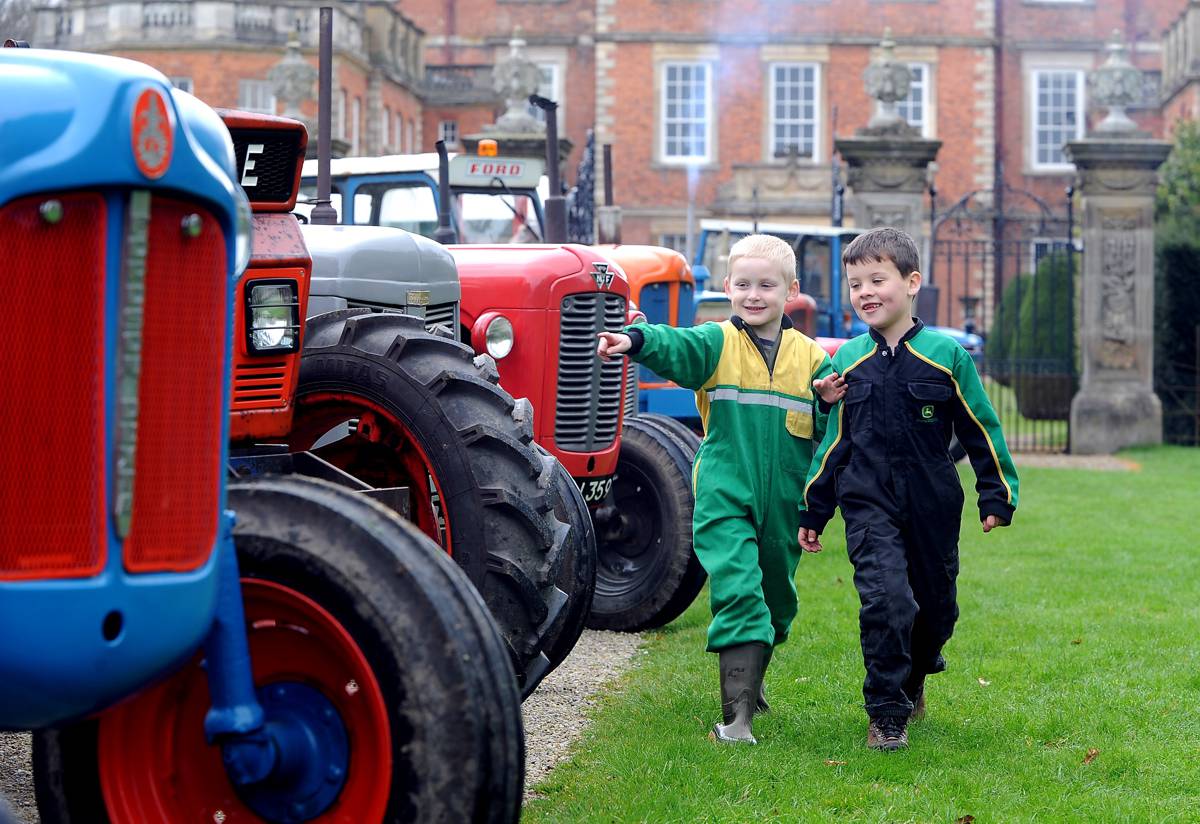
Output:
[0, 193, 108, 580]
[423, 301, 457, 333]
[554, 292, 626, 451]
[123, 196, 226, 574]
[233, 360, 288, 406]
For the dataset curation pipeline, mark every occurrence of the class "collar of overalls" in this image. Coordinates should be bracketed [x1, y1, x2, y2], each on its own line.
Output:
[867, 317, 924, 350]
[731, 313, 794, 337]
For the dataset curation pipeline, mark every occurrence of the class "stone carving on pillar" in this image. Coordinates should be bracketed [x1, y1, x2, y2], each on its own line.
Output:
[268, 35, 317, 121]
[1098, 213, 1138, 370]
[862, 28, 917, 136]
[487, 29, 544, 135]
[1089, 30, 1144, 135]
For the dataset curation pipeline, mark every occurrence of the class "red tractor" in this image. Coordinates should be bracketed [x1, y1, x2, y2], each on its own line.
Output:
[216, 108, 591, 695]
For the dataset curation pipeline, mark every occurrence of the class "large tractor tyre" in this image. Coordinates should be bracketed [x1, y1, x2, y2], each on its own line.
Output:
[588, 417, 707, 632]
[33, 476, 524, 824]
[537, 446, 597, 670]
[289, 309, 572, 696]
[635, 412, 702, 457]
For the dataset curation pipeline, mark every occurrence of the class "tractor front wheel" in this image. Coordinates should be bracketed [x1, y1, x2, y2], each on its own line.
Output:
[587, 417, 706, 632]
[33, 476, 524, 824]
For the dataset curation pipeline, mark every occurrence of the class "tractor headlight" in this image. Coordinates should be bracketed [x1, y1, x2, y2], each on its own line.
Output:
[246, 280, 301, 354]
[233, 188, 253, 278]
[485, 315, 514, 360]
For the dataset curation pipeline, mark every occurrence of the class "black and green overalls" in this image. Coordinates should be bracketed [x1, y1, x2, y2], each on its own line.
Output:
[798, 321, 1019, 720]
[627, 316, 833, 652]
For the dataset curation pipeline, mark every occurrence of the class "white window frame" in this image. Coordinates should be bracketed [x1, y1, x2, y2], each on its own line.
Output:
[335, 89, 347, 141]
[407, 121, 416, 154]
[169, 76, 193, 93]
[1030, 238, 1074, 275]
[769, 62, 821, 162]
[381, 106, 390, 151]
[395, 112, 404, 152]
[895, 63, 933, 138]
[658, 233, 688, 253]
[660, 61, 713, 165]
[439, 119, 459, 149]
[1030, 68, 1085, 171]
[237, 79, 276, 116]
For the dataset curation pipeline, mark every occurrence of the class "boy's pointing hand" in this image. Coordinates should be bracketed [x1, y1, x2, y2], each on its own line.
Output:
[797, 527, 823, 553]
[596, 332, 632, 360]
[813, 372, 846, 404]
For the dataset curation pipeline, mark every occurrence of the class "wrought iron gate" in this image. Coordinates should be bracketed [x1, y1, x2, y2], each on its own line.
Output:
[928, 184, 1077, 454]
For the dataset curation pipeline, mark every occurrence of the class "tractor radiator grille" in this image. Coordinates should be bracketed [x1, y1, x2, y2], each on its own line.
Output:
[623, 354, 639, 420]
[233, 360, 288, 406]
[122, 196, 227, 573]
[555, 292, 625, 451]
[423, 301, 458, 335]
[0, 193, 108, 580]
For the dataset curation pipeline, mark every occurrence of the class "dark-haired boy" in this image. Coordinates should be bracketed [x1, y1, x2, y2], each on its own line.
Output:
[798, 227, 1019, 751]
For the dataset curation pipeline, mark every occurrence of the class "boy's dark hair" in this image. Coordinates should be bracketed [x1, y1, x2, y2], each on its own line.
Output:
[842, 227, 920, 277]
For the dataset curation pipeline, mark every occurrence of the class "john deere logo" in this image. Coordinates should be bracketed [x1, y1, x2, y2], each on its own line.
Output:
[921, 404, 935, 420]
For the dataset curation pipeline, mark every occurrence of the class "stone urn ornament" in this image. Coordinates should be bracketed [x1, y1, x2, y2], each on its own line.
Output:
[268, 34, 317, 120]
[488, 28, 544, 134]
[862, 28, 915, 135]
[1089, 30, 1143, 135]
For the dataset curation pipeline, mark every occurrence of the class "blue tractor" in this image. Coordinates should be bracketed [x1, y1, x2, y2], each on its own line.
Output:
[1, 45, 523, 823]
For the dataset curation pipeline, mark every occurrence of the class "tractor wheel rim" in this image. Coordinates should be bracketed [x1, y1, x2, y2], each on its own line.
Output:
[289, 391, 453, 554]
[594, 462, 665, 599]
[97, 578, 392, 823]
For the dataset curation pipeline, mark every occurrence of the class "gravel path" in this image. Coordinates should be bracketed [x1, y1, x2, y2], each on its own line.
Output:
[0, 628, 645, 819]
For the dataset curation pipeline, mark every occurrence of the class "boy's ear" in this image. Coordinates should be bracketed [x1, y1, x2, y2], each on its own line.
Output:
[723, 276, 732, 296]
[906, 270, 923, 297]
[787, 278, 800, 300]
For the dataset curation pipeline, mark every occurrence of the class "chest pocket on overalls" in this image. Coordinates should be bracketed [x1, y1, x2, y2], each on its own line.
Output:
[844, 379, 873, 442]
[907, 380, 953, 427]
[785, 403, 814, 439]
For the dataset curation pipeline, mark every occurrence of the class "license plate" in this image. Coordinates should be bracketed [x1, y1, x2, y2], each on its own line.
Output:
[575, 475, 614, 504]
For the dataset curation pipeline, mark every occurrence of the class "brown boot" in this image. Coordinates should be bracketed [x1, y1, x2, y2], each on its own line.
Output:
[711, 643, 768, 744]
[909, 691, 926, 722]
[867, 716, 909, 751]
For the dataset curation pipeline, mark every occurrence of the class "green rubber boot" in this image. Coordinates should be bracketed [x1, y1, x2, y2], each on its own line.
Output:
[711, 642, 768, 745]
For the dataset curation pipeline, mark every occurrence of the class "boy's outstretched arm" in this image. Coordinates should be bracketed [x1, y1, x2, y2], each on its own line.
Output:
[598, 321, 725, 391]
[949, 347, 1020, 530]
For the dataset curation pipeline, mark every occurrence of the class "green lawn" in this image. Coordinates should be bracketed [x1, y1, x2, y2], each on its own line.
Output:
[525, 448, 1200, 823]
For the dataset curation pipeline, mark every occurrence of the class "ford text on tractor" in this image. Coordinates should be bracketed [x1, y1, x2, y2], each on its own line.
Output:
[220, 108, 590, 695]
[1, 45, 523, 823]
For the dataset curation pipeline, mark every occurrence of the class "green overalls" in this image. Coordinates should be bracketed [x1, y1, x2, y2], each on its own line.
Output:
[627, 316, 832, 651]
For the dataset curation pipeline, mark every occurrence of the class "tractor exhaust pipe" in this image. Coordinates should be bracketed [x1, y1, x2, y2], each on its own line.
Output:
[309, 6, 338, 225]
[530, 94, 567, 244]
[434, 140, 457, 244]
[596, 143, 622, 245]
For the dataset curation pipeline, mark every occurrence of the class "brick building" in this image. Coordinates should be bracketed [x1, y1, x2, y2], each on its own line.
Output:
[30, 0, 1193, 261]
[403, 1, 1186, 259]
[32, 1, 428, 156]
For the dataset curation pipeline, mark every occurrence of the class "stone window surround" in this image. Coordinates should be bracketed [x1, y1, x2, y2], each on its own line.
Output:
[1023, 51, 1091, 175]
[758, 45, 829, 165]
[439, 119, 460, 149]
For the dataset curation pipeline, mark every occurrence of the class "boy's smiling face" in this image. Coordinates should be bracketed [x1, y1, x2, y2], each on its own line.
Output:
[724, 256, 799, 338]
[845, 255, 921, 338]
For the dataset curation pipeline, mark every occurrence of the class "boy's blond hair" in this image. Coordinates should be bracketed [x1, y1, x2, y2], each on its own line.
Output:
[727, 234, 797, 282]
